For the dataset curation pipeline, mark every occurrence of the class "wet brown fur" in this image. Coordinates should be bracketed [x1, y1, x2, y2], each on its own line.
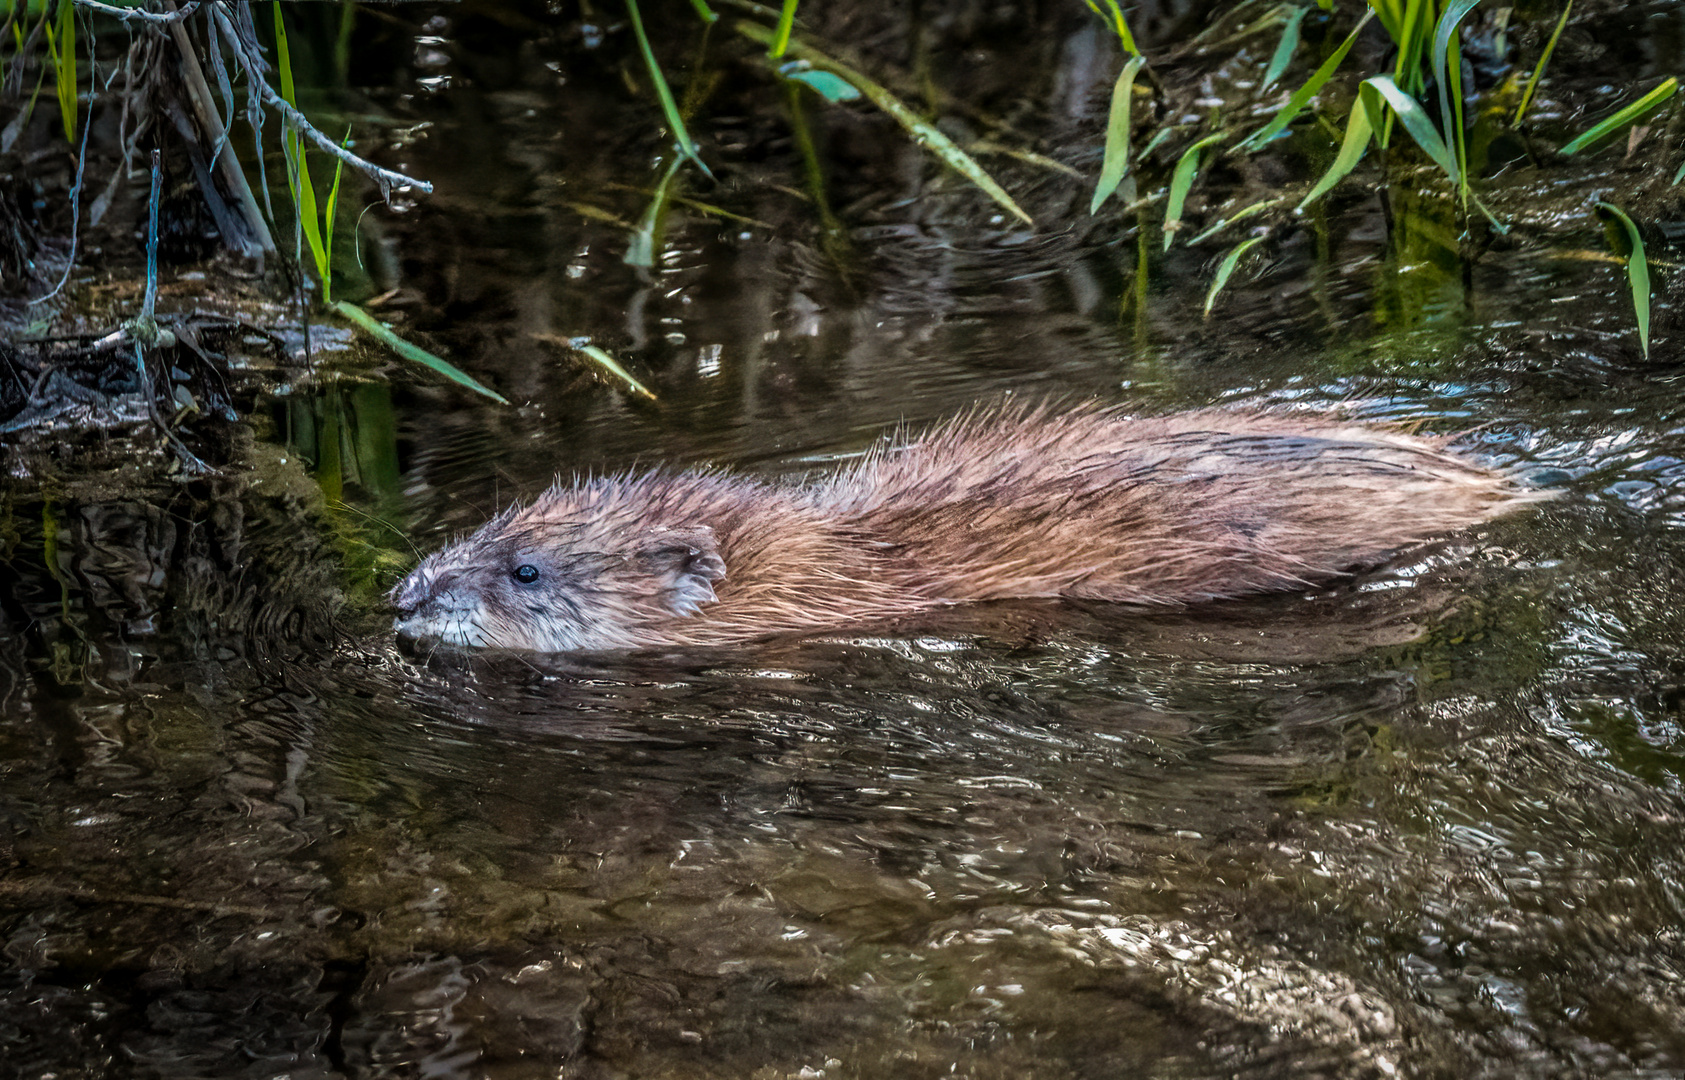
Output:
[391, 403, 1543, 652]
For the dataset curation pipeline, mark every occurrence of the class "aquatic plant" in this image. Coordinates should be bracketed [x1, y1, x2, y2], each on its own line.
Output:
[1513, 0, 1571, 125]
[624, 0, 712, 180]
[44, 0, 75, 142]
[332, 302, 510, 405]
[1106, 0, 1666, 349]
[732, 19, 1033, 227]
[1595, 202, 1651, 360]
[272, 4, 343, 304]
[1561, 77, 1678, 156]
[1093, 55, 1148, 215]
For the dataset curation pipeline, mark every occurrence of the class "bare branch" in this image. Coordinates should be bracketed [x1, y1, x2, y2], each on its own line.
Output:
[209, 4, 433, 200]
[74, 0, 200, 24]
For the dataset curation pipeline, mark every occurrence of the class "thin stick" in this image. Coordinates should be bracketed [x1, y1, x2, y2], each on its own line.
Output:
[143, 148, 161, 318]
[167, 4, 274, 254]
[74, 0, 199, 24]
[209, 4, 432, 199]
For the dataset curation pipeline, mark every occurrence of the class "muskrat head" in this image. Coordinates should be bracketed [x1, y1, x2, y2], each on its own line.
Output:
[390, 509, 726, 652]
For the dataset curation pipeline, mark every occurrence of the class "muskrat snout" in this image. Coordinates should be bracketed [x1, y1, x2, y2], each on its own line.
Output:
[389, 556, 494, 648]
[389, 560, 457, 618]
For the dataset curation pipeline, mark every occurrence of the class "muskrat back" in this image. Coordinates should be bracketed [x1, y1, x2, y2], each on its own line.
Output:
[391, 403, 1543, 652]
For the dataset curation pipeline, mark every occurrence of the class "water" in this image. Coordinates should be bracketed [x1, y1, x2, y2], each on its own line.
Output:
[4, 2, 1685, 1077]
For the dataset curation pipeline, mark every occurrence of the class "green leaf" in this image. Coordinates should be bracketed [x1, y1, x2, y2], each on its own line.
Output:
[1263, 6, 1310, 89]
[1295, 88, 1374, 210]
[1240, 10, 1372, 151]
[769, 0, 798, 58]
[1091, 55, 1146, 215]
[782, 66, 859, 102]
[1515, 0, 1571, 125]
[626, 0, 714, 179]
[1387, 0, 1433, 97]
[1164, 133, 1227, 250]
[626, 155, 685, 269]
[573, 342, 658, 400]
[1187, 198, 1276, 246]
[274, 4, 327, 286]
[332, 301, 511, 405]
[1367, 0, 1404, 43]
[322, 126, 351, 305]
[54, 0, 75, 144]
[1364, 75, 1459, 184]
[1204, 235, 1268, 317]
[1562, 78, 1679, 155]
[1429, 0, 1480, 200]
[687, 0, 719, 23]
[737, 21, 1033, 226]
[1084, 0, 1140, 56]
[273, 2, 296, 106]
[1595, 202, 1651, 360]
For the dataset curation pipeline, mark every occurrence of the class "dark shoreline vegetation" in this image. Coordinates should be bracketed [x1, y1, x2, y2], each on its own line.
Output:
[3, 2, 1685, 1078]
[1, 0, 1674, 462]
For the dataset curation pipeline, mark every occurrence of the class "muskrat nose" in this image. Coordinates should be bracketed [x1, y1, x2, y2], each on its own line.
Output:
[389, 574, 427, 615]
[390, 566, 459, 614]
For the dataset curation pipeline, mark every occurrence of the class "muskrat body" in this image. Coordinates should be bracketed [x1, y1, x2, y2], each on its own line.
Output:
[391, 404, 1539, 652]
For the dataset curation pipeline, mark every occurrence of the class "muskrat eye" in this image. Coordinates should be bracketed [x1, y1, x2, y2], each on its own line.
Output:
[512, 564, 541, 585]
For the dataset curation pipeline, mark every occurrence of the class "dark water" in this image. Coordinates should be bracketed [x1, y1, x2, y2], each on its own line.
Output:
[5, 2, 1685, 1077]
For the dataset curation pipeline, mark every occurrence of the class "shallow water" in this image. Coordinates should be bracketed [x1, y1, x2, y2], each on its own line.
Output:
[5, 2, 1685, 1078]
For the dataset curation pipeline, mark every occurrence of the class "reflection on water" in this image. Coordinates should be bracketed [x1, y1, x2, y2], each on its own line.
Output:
[6, 3, 1685, 1078]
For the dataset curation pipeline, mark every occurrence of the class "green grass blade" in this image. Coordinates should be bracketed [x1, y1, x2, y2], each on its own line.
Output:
[273, 3, 296, 111]
[626, 0, 714, 179]
[1240, 10, 1372, 150]
[1390, 0, 1430, 97]
[1366, 0, 1404, 43]
[54, 0, 75, 143]
[769, 0, 797, 57]
[1092, 55, 1146, 215]
[1364, 75, 1459, 183]
[574, 343, 657, 400]
[626, 155, 684, 268]
[1137, 125, 1175, 160]
[1083, 0, 1140, 56]
[1562, 77, 1679, 155]
[1595, 201, 1650, 359]
[1515, 0, 1572, 125]
[1204, 235, 1267, 316]
[1430, 0, 1479, 202]
[1263, 6, 1309, 89]
[322, 126, 351, 305]
[273, 4, 328, 284]
[1186, 198, 1276, 245]
[687, 0, 719, 23]
[1164, 133, 1226, 250]
[293, 142, 328, 283]
[1673, 157, 1685, 186]
[736, 21, 1033, 226]
[1295, 88, 1374, 210]
[332, 301, 511, 405]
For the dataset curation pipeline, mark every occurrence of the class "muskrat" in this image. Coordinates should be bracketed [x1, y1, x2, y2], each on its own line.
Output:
[390, 403, 1541, 652]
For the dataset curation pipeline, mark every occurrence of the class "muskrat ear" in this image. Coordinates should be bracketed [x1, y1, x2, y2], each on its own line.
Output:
[640, 527, 727, 617]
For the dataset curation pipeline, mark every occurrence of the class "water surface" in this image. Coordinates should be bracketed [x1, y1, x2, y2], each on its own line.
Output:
[4, 3, 1685, 1077]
